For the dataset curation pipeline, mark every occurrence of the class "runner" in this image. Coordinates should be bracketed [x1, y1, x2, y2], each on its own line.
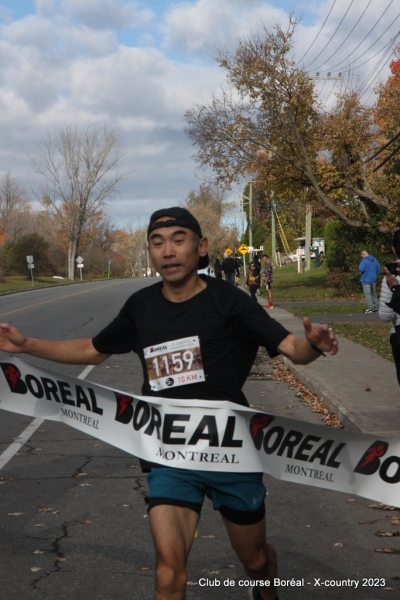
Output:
[0, 206, 338, 600]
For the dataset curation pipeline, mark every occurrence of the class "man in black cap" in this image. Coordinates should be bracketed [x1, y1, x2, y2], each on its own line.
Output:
[0, 206, 338, 600]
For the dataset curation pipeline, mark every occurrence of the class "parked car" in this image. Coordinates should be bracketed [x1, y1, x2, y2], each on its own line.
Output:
[284, 238, 325, 263]
[198, 267, 215, 276]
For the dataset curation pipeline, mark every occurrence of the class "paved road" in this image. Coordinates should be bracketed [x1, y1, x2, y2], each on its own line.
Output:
[0, 280, 399, 599]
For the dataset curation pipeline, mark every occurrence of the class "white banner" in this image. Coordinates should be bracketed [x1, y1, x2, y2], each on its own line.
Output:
[0, 358, 399, 506]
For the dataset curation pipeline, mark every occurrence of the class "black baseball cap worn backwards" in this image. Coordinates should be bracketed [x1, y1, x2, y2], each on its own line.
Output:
[147, 207, 209, 269]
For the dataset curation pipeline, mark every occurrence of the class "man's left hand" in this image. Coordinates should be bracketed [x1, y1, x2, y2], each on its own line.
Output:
[303, 317, 339, 356]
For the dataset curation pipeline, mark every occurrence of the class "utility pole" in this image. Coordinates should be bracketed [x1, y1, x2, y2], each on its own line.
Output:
[271, 201, 277, 267]
[305, 204, 312, 272]
[248, 180, 253, 257]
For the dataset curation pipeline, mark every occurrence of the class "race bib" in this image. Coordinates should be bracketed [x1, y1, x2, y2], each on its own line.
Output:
[144, 336, 205, 391]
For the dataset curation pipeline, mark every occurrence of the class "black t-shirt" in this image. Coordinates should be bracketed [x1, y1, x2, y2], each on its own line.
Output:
[221, 257, 238, 274]
[92, 276, 290, 407]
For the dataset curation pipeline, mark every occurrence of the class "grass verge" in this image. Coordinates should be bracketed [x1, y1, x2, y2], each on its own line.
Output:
[327, 321, 393, 362]
[251, 263, 393, 363]
[0, 276, 91, 293]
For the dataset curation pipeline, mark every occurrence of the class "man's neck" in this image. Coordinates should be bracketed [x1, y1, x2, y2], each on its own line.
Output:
[161, 274, 206, 302]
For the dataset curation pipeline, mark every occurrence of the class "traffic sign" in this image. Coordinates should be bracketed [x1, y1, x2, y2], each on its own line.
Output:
[238, 244, 249, 255]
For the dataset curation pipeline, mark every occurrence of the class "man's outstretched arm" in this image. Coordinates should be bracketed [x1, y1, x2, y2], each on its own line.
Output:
[278, 317, 338, 365]
[0, 323, 110, 365]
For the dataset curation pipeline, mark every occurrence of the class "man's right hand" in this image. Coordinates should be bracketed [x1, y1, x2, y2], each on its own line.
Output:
[0, 323, 27, 354]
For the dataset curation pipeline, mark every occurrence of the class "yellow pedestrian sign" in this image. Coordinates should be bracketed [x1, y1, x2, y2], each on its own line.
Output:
[238, 244, 249, 255]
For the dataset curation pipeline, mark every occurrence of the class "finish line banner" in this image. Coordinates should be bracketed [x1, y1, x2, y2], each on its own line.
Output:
[0, 358, 399, 506]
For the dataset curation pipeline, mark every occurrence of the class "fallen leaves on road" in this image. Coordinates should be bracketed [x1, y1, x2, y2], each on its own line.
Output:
[271, 363, 343, 428]
[375, 530, 400, 537]
[368, 504, 399, 511]
[374, 547, 400, 554]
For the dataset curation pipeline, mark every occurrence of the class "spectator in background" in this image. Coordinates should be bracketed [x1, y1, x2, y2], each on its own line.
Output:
[359, 250, 381, 313]
[262, 255, 274, 309]
[246, 261, 260, 302]
[379, 230, 400, 385]
[214, 258, 222, 279]
[221, 250, 239, 285]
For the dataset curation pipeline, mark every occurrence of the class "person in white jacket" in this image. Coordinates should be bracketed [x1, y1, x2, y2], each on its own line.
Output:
[379, 229, 400, 385]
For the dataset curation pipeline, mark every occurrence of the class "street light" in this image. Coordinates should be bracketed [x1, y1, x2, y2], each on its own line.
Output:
[230, 182, 254, 277]
[230, 182, 253, 251]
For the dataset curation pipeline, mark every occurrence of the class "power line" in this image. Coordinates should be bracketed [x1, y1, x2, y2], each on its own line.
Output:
[358, 33, 400, 96]
[309, 0, 373, 73]
[330, 15, 400, 76]
[296, 0, 338, 65]
[305, 0, 355, 70]
[314, 0, 396, 73]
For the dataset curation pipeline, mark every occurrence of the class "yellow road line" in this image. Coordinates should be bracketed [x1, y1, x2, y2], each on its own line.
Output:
[0, 280, 133, 318]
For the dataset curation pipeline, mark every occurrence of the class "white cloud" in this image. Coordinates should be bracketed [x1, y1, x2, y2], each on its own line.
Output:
[0, 0, 398, 226]
[35, 0, 57, 18]
[163, 0, 284, 56]
[65, 0, 153, 30]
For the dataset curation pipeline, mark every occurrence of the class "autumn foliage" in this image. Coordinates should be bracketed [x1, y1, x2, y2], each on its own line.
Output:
[185, 18, 400, 235]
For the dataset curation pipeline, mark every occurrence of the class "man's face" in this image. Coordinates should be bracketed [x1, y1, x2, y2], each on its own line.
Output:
[148, 219, 208, 284]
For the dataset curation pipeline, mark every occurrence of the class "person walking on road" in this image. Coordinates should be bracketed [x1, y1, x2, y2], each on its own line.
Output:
[0, 207, 338, 600]
[221, 249, 239, 285]
[262, 255, 274, 309]
[358, 250, 381, 313]
[214, 258, 222, 279]
[246, 261, 261, 302]
[379, 229, 400, 385]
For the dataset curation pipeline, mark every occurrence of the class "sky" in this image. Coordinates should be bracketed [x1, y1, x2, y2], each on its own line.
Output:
[0, 0, 399, 228]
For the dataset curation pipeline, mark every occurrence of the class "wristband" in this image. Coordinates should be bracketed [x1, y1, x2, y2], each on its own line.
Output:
[311, 344, 326, 357]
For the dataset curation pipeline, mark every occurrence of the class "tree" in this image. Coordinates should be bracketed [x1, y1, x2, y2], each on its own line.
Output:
[0, 173, 32, 242]
[32, 123, 133, 280]
[185, 17, 400, 235]
[9, 232, 50, 276]
[184, 184, 239, 261]
[373, 57, 400, 213]
[126, 226, 149, 276]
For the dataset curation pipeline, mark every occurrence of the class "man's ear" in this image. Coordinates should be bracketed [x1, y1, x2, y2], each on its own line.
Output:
[199, 236, 208, 257]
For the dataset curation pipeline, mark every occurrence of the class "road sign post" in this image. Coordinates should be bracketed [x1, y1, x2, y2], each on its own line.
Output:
[238, 244, 249, 277]
[26, 255, 34, 287]
[76, 256, 84, 281]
